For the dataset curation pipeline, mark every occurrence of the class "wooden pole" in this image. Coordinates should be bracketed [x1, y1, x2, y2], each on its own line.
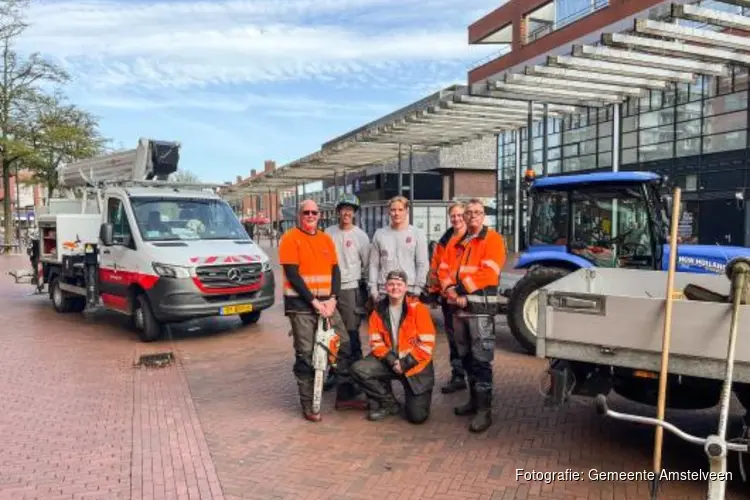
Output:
[652, 187, 682, 493]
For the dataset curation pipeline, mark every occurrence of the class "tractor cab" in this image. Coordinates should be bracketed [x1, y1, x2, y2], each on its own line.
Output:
[523, 171, 669, 271]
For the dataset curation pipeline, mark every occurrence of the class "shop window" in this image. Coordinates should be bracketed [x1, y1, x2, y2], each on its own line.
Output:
[676, 119, 702, 140]
[676, 102, 702, 122]
[703, 131, 747, 154]
[639, 126, 674, 147]
[703, 111, 747, 136]
[676, 138, 701, 158]
[639, 142, 673, 162]
[704, 92, 747, 116]
[622, 148, 638, 165]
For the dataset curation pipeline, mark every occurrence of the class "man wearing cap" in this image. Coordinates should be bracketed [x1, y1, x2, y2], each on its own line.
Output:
[326, 193, 370, 363]
[350, 269, 436, 424]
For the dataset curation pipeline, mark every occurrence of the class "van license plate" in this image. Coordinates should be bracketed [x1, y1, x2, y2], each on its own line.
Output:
[221, 304, 253, 315]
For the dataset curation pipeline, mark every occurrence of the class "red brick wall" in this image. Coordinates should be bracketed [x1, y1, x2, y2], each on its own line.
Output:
[451, 171, 497, 199]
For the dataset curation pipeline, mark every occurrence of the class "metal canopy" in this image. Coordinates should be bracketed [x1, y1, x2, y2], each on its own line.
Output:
[482, 1, 747, 106]
[223, 1, 750, 200]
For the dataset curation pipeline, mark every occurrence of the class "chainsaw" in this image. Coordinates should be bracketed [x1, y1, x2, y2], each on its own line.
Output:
[311, 316, 341, 415]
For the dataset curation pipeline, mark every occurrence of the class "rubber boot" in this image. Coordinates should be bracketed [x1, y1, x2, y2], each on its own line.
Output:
[441, 372, 467, 394]
[367, 398, 400, 421]
[454, 383, 477, 416]
[469, 390, 492, 433]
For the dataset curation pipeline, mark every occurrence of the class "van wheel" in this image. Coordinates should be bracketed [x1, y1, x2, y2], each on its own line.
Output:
[50, 277, 85, 313]
[131, 294, 163, 342]
[507, 266, 572, 355]
[240, 311, 261, 325]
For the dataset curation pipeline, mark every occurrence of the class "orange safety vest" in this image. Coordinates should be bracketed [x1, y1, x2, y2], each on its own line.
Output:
[368, 297, 436, 386]
[427, 227, 465, 295]
[438, 226, 507, 314]
[278, 227, 338, 311]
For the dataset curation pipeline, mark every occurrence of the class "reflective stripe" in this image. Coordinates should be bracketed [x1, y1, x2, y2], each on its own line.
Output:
[482, 259, 501, 275]
[370, 333, 383, 341]
[463, 276, 478, 293]
[466, 295, 501, 303]
[416, 344, 433, 355]
[283, 286, 332, 296]
[399, 350, 411, 357]
[418, 334, 435, 342]
[459, 265, 478, 273]
[439, 263, 450, 269]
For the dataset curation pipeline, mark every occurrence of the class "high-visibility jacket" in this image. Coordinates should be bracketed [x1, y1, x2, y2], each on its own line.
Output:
[427, 227, 465, 295]
[278, 227, 340, 314]
[438, 226, 506, 315]
[368, 297, 436, 395]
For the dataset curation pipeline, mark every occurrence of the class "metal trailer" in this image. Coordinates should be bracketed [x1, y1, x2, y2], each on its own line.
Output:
[536, 265, 750, 499]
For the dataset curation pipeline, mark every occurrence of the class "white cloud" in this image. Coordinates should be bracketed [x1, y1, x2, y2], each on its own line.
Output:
[20, 0, 500, 90]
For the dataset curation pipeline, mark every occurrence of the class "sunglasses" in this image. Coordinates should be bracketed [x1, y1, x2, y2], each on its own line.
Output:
[302, 210, 319, 216]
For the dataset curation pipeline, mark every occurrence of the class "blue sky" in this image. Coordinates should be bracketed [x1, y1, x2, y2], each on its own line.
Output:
[20, 0, 503, 184]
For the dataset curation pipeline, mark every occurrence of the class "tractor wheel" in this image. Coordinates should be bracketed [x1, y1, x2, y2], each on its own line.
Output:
[507, 266, 572, 355]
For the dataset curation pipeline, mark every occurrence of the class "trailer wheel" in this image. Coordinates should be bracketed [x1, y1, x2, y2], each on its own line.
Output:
[507, 266, 572, 355]
[50, 277, 85, 313]
[131, 294, 163, 342]
[239, 311, 261, 326]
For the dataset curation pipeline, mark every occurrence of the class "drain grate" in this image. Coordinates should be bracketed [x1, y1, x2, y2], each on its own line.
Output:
[136, 352, 174, 368]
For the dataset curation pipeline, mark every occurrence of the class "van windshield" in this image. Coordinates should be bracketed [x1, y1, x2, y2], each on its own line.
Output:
[130, 197, 249, 242]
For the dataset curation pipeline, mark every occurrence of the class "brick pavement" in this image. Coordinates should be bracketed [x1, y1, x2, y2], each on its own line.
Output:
[1, 248, 750, 500]
[0, 254, 224, 500]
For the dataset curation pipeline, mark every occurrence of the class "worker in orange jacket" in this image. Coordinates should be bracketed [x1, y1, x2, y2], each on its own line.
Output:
[438, 198, 506, 433]
[427, 201, 468, 395]
[350, 269, 436, 424]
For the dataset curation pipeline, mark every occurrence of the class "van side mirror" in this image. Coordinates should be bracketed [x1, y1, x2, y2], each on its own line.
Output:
[100, 223, 114, 246]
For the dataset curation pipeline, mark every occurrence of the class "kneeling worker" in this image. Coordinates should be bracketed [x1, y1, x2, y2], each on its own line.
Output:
[350, 269, 436, 424]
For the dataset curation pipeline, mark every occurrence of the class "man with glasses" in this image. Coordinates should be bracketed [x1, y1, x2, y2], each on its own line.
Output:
[427, 202, 468, 395]
[368, 196, 429, 304]
[438, 199, 506, 433]
[279, 199, 368, 422]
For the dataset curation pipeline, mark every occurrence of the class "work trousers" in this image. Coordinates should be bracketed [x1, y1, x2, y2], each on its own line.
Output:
[452, 311, 496, 393]
[350, 355, 432, 424]
[441, 299, 465, 379]
[287, 310, 357, 408]
[337, 287, 364, 361]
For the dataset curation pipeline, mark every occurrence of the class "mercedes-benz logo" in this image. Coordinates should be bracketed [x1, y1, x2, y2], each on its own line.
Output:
[226, 268, 243, 284]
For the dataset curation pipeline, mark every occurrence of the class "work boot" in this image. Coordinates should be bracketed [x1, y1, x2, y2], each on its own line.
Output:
[334, 382, 368, 410]
[323, 369, 338, 392]
[367, 398, 400, 421]
[454, 383, 477, 416]
[441, 373, 467, 394]
[469, 390, 493, 433]
[301, 404, 321, 423]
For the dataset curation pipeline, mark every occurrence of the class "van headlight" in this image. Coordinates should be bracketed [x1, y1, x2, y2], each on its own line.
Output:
[153, 262, 192, 279]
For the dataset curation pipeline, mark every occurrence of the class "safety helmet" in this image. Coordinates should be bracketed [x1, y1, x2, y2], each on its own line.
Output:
[335, 193, 360, 212]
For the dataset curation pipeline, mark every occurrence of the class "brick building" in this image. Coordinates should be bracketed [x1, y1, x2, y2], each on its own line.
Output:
[228, 160, 286, 227]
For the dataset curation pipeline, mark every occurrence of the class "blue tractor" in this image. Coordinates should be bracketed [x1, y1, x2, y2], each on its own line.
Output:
[506, 171, 750, 355]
